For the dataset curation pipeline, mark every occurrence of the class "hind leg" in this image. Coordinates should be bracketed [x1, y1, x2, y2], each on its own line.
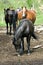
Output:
[21, 38, 24, 51]
[9, 24, 12, 35]
[6, 23, 8, 34]
[13, 22, 16, 35]
[27, 35, 31, 55]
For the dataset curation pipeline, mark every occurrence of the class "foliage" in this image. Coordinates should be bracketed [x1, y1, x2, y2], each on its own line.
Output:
[27, 0, 33, 8]
[0, 0, 43, 26]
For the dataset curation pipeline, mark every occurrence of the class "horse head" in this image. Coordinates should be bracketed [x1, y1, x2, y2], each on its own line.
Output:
[4, 8, 10, 15]
[13, 36, 21, 51]
[22, 6, 27, 18]
[17, 6, 27, 20]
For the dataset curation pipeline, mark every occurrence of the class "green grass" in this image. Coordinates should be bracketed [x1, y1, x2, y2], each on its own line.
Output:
[0, 21, 6, 26]
[35, 11, 43, 25]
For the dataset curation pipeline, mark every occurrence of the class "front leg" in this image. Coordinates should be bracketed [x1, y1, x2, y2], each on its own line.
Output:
[27, 35, 31, 55]
[19, 38, 24, 55]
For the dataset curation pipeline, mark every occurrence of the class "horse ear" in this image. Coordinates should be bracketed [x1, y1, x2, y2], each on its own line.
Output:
[4, 8, 6, 11]
[4, 8, 6, 14]
[25, 6, 26, 9]
[21, 6, 23, 9]
[21, 6, 26, 9]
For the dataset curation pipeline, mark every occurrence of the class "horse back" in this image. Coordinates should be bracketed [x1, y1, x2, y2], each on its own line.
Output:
[26, 10, 36, 24]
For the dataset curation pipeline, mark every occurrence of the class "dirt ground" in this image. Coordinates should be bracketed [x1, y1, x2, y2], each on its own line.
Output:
[0, 26, 43, 65]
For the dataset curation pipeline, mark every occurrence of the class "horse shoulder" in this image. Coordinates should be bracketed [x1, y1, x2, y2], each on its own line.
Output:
[26, 11, 33, 20]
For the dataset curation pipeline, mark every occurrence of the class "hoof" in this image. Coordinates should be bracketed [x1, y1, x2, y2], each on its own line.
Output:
[27, 50, 31, 55]
[6, 32, 8, 35]
[18, 54, 20, 57]
[8, 32, 12, 35]
[9, 33, 12, 35]
[27, 53, 30, 55]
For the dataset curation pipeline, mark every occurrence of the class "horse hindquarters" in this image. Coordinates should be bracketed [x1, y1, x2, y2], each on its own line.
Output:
[26, 11, 36, 24]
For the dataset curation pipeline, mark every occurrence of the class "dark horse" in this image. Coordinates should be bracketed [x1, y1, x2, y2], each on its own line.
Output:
[13, 19, 38, 55]
[4, 8, 17, 35]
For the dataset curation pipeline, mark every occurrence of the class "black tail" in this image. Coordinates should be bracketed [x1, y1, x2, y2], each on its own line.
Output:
[32, 32, 38, 40]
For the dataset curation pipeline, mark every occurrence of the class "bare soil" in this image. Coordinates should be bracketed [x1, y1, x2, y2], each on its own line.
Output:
[0, 27, 43, 65]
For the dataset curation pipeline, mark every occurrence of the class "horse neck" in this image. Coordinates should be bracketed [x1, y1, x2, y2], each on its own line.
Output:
[15, 21, 26, 40]
[25, 9, 29, 15]
[15, 26, 22, 40]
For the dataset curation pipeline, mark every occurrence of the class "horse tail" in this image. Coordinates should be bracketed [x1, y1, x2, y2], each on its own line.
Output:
[32, 32, 38, 40]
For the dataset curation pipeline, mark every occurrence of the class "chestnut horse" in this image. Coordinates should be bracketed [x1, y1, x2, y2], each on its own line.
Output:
[17, 7, 36, 24]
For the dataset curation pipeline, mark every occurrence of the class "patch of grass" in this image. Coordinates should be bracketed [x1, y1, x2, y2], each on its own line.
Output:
[0, 21, 6, 26]
[35, 12, 43, 25]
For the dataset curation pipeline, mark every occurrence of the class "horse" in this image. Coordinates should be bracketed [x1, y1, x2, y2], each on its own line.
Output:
[4, 8, 17, 35]
[17, 9, 23, 21]
[17, 6, 36, 24]
[16, 8, 22, 12]
[22, 6, 36, 24]
[13, 19, 38, 55]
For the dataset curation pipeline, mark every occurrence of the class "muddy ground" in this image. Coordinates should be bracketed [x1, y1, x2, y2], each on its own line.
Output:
[0, 26, 43, 65]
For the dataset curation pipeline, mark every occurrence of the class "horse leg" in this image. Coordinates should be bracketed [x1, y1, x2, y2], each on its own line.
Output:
[13, 22, 16, 34]
[27, 35, 31, 55]
[21, 38, 24, 51]
[6, 23, 8, 34]
[10, 24, 12, 35]
[19, 38, 24, 55]
[22, 38, 24, 51]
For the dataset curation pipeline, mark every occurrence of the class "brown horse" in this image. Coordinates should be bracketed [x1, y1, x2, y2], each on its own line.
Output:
[17, 10, 23, 20]
[17, 7, 36, 24]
